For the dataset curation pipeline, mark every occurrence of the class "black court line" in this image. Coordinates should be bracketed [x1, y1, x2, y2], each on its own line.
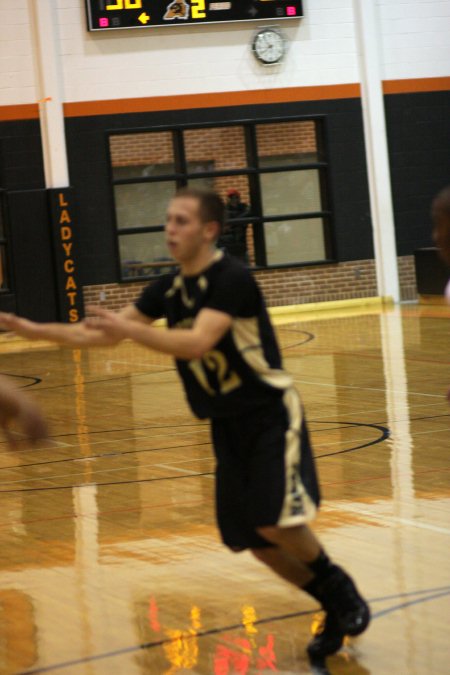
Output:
[0, 420, 389, 491]
[15, 369, 176, 392]
[312, 421, 390, 458]
[279, 329, 315, 349]
[0, 471, 215, 493]
[0, 420, 390, 492]
[1, 410, 445, 456]
[16, 585, 450, 674]
[0, 372, 42, 388]
[371, 588, 450, 619]
[0, 421, 209, 451]
[43, 420, 209, 439]
[0, 420, 390, 471]
[0, 441, 213, 470]
[3, 328, 313, 393]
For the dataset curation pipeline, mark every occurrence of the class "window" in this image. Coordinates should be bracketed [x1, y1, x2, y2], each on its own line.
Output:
[0, 192, 10, 291]
[108, 118, 332, 280]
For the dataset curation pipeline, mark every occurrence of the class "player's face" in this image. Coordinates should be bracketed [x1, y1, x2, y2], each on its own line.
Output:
[165, 196, 216, 263]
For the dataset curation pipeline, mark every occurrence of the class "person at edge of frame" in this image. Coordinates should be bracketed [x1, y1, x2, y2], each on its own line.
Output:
[0, 374, 48, 447]
[431, 184, 450, 404]
[431, 184, 450, 303]
[0, 187, 370, 662]
[217, 188, 250, 264]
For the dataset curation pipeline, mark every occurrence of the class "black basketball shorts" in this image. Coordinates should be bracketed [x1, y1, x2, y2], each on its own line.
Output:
[210, 386, 320, 550]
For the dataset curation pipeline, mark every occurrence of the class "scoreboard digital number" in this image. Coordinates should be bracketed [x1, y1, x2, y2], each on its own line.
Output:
[85, 1, 303, 31]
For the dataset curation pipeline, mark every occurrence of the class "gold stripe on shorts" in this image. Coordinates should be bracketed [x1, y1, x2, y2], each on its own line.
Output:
[277, 387, 317, 527]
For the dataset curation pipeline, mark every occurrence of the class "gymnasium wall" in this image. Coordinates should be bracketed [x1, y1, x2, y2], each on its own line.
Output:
[377, 0, 450, 81]
[378, 0, 450, 258]
[2, 1, 450, 108]
[64, 97, 373, 280]
[0, 1, 449, 316]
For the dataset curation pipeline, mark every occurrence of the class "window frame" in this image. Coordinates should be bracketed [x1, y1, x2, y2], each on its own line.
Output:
[106, 115, 335, 282]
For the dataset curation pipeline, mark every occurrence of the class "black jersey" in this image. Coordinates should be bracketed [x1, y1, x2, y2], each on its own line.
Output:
[135, 252, 293, 419]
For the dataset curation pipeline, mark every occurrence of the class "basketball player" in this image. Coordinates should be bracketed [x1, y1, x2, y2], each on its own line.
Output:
[0, 375, 48, 447]
[0, 188, 370, 660]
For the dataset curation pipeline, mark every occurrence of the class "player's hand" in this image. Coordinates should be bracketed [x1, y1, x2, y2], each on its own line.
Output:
[85, 305, 131, 342]
[0, 389, 48, 449]
[13, 398, 48, 446]
[0, 312, 45, 340]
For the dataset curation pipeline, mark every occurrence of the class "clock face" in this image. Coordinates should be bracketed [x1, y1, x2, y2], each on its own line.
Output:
[253, 28, 285, 65]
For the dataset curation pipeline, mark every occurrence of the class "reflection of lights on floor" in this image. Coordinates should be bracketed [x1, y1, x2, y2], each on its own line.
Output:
[213, 605, 278, 674]
[147, 597, 278, 673]
[148, 596, 161, 632]
[147, 598, 202, 671]
[242, 604, 258, 636]
[163, 627, 199, 672]
[214, 634, 278, 674]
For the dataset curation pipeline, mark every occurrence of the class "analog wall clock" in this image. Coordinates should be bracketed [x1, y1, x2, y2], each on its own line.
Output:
[252, 27, 287, 65]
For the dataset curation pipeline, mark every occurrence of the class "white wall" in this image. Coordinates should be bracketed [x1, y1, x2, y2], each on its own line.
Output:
[56, 0, 360, 102]
[3, 0, 359, 105]
[0, 1, 449, 108]
[0, 0, 36, 105]
[377, 0, 450, 80]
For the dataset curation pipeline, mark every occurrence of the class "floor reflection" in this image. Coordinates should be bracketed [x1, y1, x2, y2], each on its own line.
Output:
[0, 304, 449, 674]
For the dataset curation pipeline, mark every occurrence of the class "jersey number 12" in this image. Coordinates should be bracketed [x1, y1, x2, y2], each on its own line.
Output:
[189, 350, 241, 396]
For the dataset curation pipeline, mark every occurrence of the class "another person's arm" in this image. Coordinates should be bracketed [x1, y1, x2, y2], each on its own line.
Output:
[0, 376, 48, 447]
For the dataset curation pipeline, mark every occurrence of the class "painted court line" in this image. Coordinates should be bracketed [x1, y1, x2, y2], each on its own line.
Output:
[154, 463, 202, 475]
[325, 503, 450, 536]
[294, 378, 444, 399]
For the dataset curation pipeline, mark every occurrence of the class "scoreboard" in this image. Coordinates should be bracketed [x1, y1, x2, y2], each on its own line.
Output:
[85, 1, 303, 31]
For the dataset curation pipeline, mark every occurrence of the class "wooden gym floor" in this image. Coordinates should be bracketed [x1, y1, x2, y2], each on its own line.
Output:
[0, 302, 449, 675]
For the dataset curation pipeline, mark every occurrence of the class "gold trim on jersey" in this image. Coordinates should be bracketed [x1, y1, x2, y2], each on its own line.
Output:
[164, 250, 223, 308]
[174, 317, 194, 329]
[165, 275, 183, 299]
[165, 274, 198, 309]
[231, 317, 293, 390]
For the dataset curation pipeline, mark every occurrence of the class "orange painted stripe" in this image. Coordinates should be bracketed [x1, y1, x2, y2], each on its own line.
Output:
[63, 83, 361, 118]
[383, 76, 450, 95]
[0, 103, 39, 121]
[1, 77, 448, 123]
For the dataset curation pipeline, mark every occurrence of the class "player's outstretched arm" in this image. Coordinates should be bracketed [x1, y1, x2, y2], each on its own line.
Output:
[0, 305, 151, 347]
[0, 376, 48, 448]
[0, 311, 114, 346]
[86, 304, 232, 360]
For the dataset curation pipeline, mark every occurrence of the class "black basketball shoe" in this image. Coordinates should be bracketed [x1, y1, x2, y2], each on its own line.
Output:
[307, 610, 345, 659]
[320, 566, 371, 636]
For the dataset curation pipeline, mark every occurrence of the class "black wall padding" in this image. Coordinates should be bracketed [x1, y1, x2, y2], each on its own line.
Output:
[7, 189, 58, 321]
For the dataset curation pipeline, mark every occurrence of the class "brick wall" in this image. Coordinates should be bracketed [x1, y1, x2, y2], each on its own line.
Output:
[109, 121, 317, 210]
[256, 121, 316, 157]
[110, 120, 318, 268]
[397, 255, 417, 301]
[83, 255, 417, 311]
